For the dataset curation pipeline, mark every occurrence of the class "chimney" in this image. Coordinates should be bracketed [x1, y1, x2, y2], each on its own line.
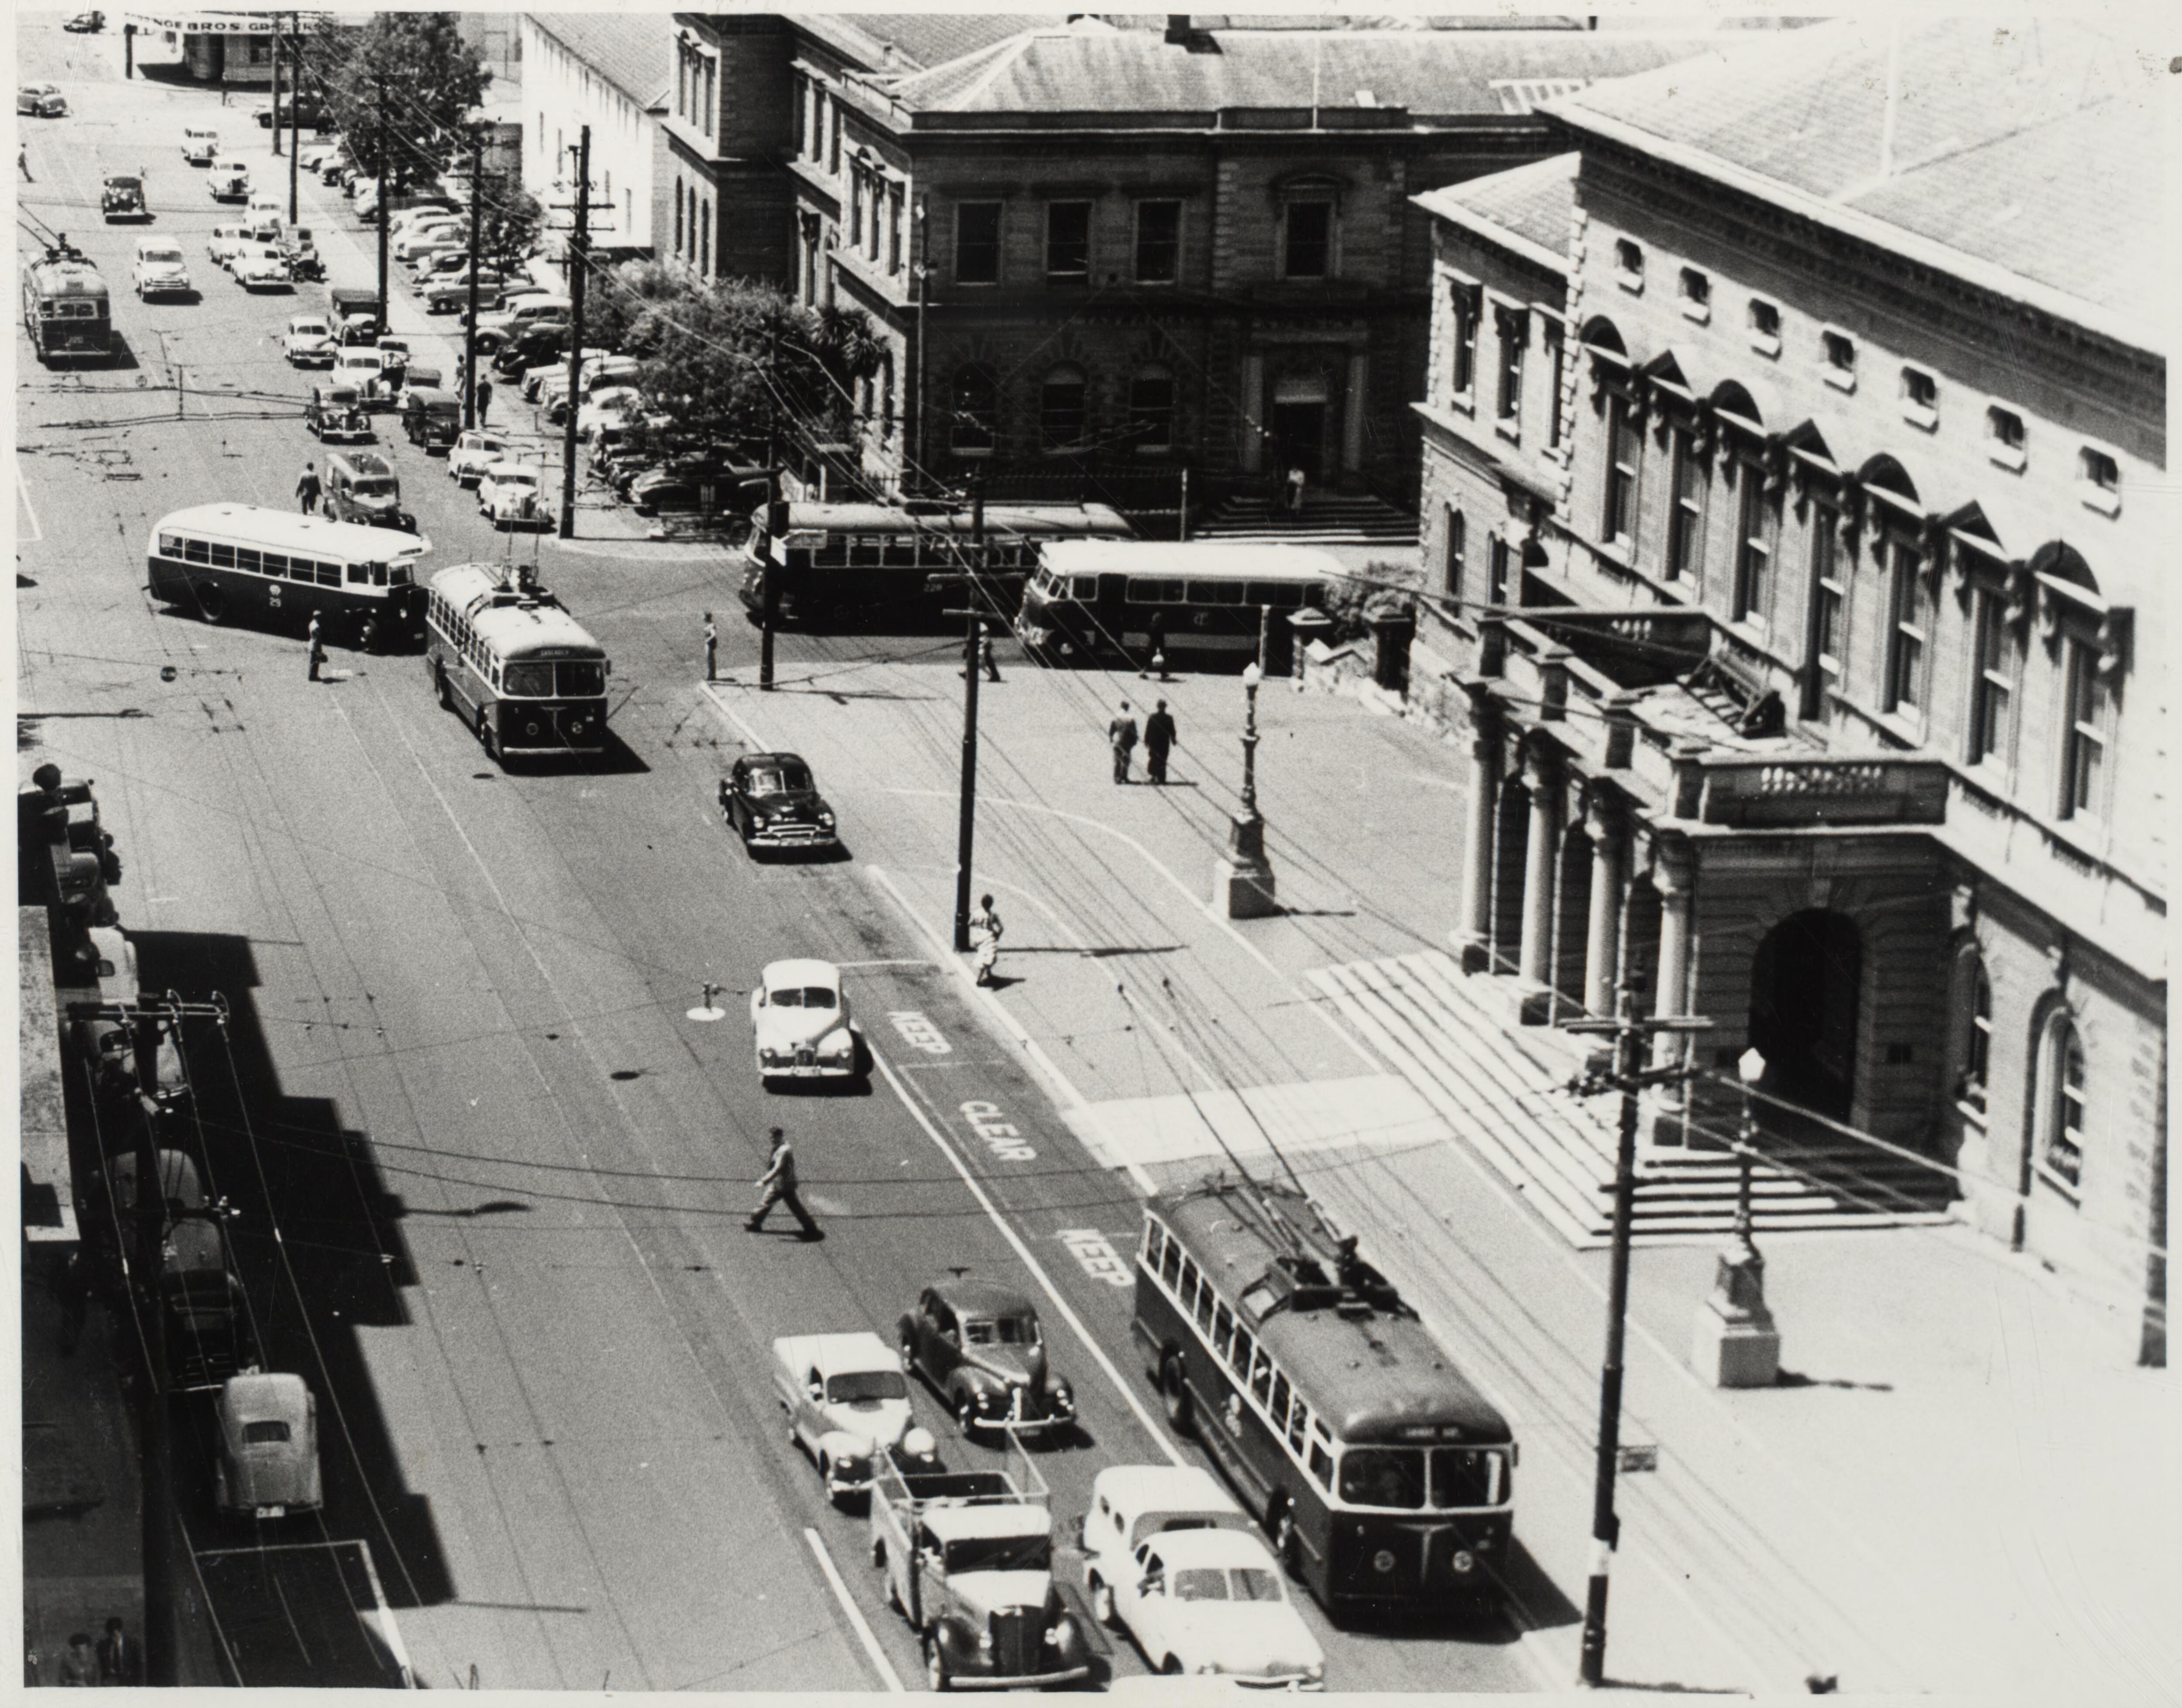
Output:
[1166, 15, 1192, 44]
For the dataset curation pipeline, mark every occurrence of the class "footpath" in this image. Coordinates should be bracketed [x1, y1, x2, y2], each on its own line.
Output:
[704, 646, 2178, 1702]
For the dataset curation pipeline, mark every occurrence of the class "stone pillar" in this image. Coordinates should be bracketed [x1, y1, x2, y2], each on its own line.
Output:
[1453, 689, 1501, 973]
[1650, 836, 1695, 1072]
[1341, 349, 1369, 476]
[1517, 748, 1560, 1015]
[1582, 799, 1624, 1017]
[1239, 352, 1265, 474]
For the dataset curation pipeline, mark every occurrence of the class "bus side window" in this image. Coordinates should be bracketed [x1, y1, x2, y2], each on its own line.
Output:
[209, 542, 236, 568]
[1071, 576, 1098, 603]
[1230, 1327, 1254, 1381]
[371, 563, 388, 586]
[1211, 1302, 1233, 1361]
[183, 538, 210, 564]
[1249, 1348, 1274, 1405]
[348, 563, 369, 584]
[1287, 1399, 1309, 1454]
[1271, 1372, 1291, 1429]
[235, 548, 260, 574]
[1309, 1439, 1334, 1488]
[1160, 1233, 1182, 1289]
[260, 552, 287, 578]
[159, 535, 184, 558]
[319, 562, 342, 588]
[1142, 1223, 1163, 1268]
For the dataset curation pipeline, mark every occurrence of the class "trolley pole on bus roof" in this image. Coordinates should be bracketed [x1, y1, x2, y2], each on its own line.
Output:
[1564, 980, 1711, 1689]
[557, 124, 592, 541]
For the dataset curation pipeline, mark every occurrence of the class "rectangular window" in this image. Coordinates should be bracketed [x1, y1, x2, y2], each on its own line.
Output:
[1284, 202, 1330, 279]
[1444, 508, 1465, 600]
[182, 537, 210, 564]
[2062, 641, 2109, 820]
[1603, 394, 1639, 545]
[828, 98, 841, 173]
[1229, 1326, 1254, 1378]
[235, 547, 260, 573]
[347, 563, 369, 584]
[2049, 1031, 2086, 1188]
[888, 186, 903, 274]
[1733, 465, 1770, 622]
[1544, 320, 1566, 449]
[209, 542, 236, 568]
[1270, 1373, 1291, 1429]
[1665, 428, 1703, 582]
[1249, 1348, 1274, 1405]
[1129, 374, 1174, 450]
[261, 552, 287, 577]
[1969, 590, 2015, 766]
[1159, 1231, 1182, 1287]
[1286, 1399, 1308, 1453]
[955, 202, 1001, 285]
[1135, 201, 1180, 283]
[1487, 536, 1512, 607]
[1308, 1439, 1334, 1488]
[1805, 510, 1843, 717]
[1211, 1301, 1234, 1359]
[1495, 306, 1526, 424]
[1451, 287, 1478, 399]
[1885, 542, 1927, 713]
[1046, 201, 1090, 278]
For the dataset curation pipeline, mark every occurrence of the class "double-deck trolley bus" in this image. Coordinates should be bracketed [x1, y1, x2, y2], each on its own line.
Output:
[1134, 1174, 1516, 1616]
[738, 500, 1133, 628]
[424, 563, 610, 763]
[23, 238, 111, 364]
[1017, 539, 1338, 667]
[144, 504, 427, 645]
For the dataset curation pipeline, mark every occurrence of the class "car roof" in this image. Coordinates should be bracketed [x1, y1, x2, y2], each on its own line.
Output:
[762, 957, 840, 989]
[1139, 1529, 1283, 1571]
[220, 1371, 309, 1425]
[927, 1277, 1037, 1318]
[774, 1330, 896, 1375]
[1093, 1465, 1244, 1520]
[741, 750, 811, 769]
[484, 461, 539, 477]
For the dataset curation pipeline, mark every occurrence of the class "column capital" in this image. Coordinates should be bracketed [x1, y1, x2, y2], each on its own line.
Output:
[1582, 789, 1623, 844]
[1520, 738, 1560, 794]
[1650, 832, 1695, 897]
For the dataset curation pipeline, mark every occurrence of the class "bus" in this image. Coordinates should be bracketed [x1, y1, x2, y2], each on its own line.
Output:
[1133, 1174, 1516, 1616]
[423, 563, 610, 763]
[737, 500, 1133, 628]
[1016, 540, 1338, 669]
[145, 504, 427, 646]
[22, 240, 111, 365]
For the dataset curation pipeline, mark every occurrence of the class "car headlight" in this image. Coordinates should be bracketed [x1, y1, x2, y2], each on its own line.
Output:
[977, 1628, 994, 1656]
[820, 1035, 852, 1060]
[1304, 1661, 1325, 1684]
[1450, 1549, 1476, 1575]
[818, 811, 835, 828]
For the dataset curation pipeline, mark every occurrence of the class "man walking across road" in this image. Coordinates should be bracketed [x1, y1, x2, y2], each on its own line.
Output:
[1108, 700, 1139, 785]
[703, 611, 718, 682]
[306, 613, 326, 683]
[473, 376, 492, 424]
[295, 461, 320, 514]
[747, 1127, 820, 1238]
[1144, 699, 1177, 785]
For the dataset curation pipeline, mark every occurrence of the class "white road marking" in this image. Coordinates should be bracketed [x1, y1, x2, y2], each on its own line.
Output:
[869, 1043, 1185, 1468]
[17, 460, 45, 542]
[802, 1527, 906, 1694]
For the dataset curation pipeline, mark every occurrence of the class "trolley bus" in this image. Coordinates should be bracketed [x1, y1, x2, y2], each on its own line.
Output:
[144, 504, 428, 646]
[22, 240, 111, 365]
[1016, 540, 1338, 668]
[737, 499, 1133, 628]
[1133, 1174, 1516, 1617]
[423, 563, 610, 763]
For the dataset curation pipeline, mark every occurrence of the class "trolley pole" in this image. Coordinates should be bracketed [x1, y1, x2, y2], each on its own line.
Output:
[557, 124, 591, 540]
[372, 74, 389, 322]
[128, 1015, 179, 1686]
[462, 127, 484, 429]
[760, 324, 780, 689]
[286, 15, 301, 226]
[929, 477, 988, 951]
[1565, 984, 1712, 1688]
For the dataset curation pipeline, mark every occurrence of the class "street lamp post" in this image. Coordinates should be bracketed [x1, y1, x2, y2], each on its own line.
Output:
[1213, 662, 1279, 918]
[1691, 1045, 1781, 1388]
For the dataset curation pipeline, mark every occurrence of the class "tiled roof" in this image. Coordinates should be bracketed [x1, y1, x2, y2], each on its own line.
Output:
[889, 28, 1717, 119]
[1550, 17, 2159, 341]
[1415, 151, 1578, 271]
[528, 13, 671, 110]
[804, 14, 1062, 74]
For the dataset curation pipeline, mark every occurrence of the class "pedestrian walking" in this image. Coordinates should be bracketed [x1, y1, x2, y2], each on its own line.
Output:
[19, 144, 31, 182]
[1144, 699, 1177, 785]
[980, 630, 1001, 683]
[1142, 608, 1168, 680]
[473, 377, 492, 424]
[295, 461, 321, 514]
[58, 1634, 96, 1687]
[1108, 700, 1139, 784]
[746, 1128, 820, 1238]
[307, 617, 327, 683]
[96, 1619, 138, 1687]
[1285, 463, 1307, 516]
[703, 611, 718, 682]
[971, 893, 1004, 987]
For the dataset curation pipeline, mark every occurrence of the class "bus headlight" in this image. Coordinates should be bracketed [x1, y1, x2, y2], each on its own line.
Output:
[1450, 1550, 1476, 1575]
[1372, 1550, 1397, 1575]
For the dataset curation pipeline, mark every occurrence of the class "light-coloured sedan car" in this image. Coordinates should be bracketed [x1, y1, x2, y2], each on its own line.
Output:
[749, 958, 861, 1082]
[332, 346, 389, 405]
[476, 460, 555, 529]
[393, 220, 463, 262]
[446, 429, 514, 485]
[213, 1372, 322, 1521]
[284, 314, 335, 366]
[132, 240, 193, 299]
[19, 83, 69, 118]
[230, 244, 291, 291]
[1099, 1528, 1324, 1687]
[772, 1331, 916, 1504]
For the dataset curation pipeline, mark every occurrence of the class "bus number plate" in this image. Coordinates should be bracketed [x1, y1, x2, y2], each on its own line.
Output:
[887, 1012, 951, 1055]
[1056, 1229, 1133, 1288]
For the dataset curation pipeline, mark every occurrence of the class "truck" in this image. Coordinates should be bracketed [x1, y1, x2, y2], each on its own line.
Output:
[327, 287, 383, 345]
[867, 1442, 1091, 1691]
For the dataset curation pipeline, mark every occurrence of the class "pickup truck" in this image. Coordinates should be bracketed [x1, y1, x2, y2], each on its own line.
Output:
[772, 1331, 916, 1504]
[868, 1445, 1091, 1691]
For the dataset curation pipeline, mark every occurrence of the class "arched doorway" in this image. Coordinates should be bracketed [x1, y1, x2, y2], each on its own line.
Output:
[1749, 909, 1860, 1120]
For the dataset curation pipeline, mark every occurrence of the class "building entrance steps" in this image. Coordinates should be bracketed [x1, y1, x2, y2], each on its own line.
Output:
[1196, 490, 1418, 545]
[1310, 950, 1953, 1247]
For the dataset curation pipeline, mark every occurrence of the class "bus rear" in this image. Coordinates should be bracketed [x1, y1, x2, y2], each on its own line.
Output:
[24, 249, 111, 364]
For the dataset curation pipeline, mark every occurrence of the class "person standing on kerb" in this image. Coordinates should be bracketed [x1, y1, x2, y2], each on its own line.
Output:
[703, 611, 718, 682]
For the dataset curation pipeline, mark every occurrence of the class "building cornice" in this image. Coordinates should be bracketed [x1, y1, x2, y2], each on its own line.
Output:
[1415, 193, 1568, 280]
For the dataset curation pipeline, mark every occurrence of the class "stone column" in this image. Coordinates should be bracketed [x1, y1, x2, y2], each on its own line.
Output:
[1517, 748, 1560, 1000]
[1582, 798, 1625, 1017]
[1650, 835, 1695, 1071]
[1239, 353, 1265, 474]
[1452, 689, 1501, 973]
[1342, 349, 1369, 475]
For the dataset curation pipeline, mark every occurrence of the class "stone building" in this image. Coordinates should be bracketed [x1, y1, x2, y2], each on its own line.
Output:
[1409, 18, 2165, 1362]
[667, 14, 1708, 521]
[518, 14, 672, 264]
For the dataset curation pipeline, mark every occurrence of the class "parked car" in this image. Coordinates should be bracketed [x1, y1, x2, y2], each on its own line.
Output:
[65, 12, 106, 32]
[373, 337, 411, 391]
[393, 219, 463, 262]
[898, 1279, 1077, 1439]
[18, 84, 69, 119]
[132, 238, 193, 299]
[213, 1372, 322, 1521]
[476, 461, 555, 530]
[525, 348, 607, 404]
[182, 127, 220, 165]
[772, 1331, 916, 1504]
[1077, 1465, 1325, 1688]
[206, 224, 249, 268]
[446, 429, 514, 485]
[332, 346, 391, 407]
[720, 752, 839, 857]
[423, 272, 504, 315]
[158, 1214, 257, 1388]
[631, 460, 765, 517]
[208, 158, 250, 201]
[283, 314, 335, 365]
[230, 244, 291, 292]
[298, 143, 341, 174]
[101, 174, 148, 221]
[748, 957, 861, 1084]
[400, 388, 461, 452]
[253, 92, 326, 130]
[304, 383, 372, 442]
[279, 227, 324, 282]
[571, 385, 645, 439]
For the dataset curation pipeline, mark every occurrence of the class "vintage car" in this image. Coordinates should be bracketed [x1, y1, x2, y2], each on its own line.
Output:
[394, 221, 464, 264]
[476, 461, 555, 530]
[206, 225, 248, 268]
[748, 957, 862, 1084]
[252, 91, 326, 130]
[423, 271, 504, 315]
[213, 1372, 322, 1521]
[373, 337, 411, 391]
[182, 127, 219, 165]
[631, 460, 765, 518]
[108, 1146, 206, 1219]
[208, 158, 251, 201]
[772, 1331, 916, 1503]
[229, 244, 291, 292]
[719, 751, 839, 855]
[446, 429, 514, 485]
[18, 83, 69, 118]
[101, 174, 148, 221]
[322, 449, 410, 531]
[160, 1214, 257, 1388]
[65, 11, 106, 31]
[283, 314, 335, 366]
[332, 346, 391, 406]
[279, 227, 324, 281]
[898, 1279, 1077, 1439]
[571, 385, 644, 440]
[1079, 1466, 1324, 1688]
[131, 239, 193, 299]
[304, 383, 372, 442]
[400, 388, 461, 451]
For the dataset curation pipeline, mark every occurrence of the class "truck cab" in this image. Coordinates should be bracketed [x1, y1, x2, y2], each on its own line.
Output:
[322, 449, 410, 531]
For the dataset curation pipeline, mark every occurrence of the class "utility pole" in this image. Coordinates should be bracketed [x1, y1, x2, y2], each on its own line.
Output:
[760, 323, 780, 689]
[1565, 982, 1712, 1689]
[557, 124, 591, 540]
[270, 15, 281, 156]
[462, 127, 484, 429]
[373, 73, 389, 325]
[286, 14, 300, 226]
[913, 198, 929, 490]
[951, 477, 987, 951]
[129, 1021, 178, 1687]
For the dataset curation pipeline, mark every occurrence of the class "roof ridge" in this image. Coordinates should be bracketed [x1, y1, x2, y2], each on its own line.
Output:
[936, 29, 1043, 111]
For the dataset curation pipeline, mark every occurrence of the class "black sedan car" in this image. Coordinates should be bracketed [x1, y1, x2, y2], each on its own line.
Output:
[719, 752, 838, 856]
[631, 460, 766, 516]
[898, 1279, 1076, 1440]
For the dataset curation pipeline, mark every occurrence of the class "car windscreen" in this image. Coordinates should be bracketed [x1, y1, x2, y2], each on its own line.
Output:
[747, 763, 812, 796]
[1171, 1568, 1232, 1603]
[495, 470, 537, 487]
[943, 1535, 1050, 1574]
[964, 1315, 1036, 1346]
[828, 1370, 908, 1403]
[291, 321, 327, 335]
[556, 662, 605, 698]
[1230, 1567, 1283, 1602]
[349, 478, 395, 497]
[1429, 1447, 1507, 1509]
[242, 1420, 292, 1445]
[143, 248, 184, 264]
[501, 663, 553, 698]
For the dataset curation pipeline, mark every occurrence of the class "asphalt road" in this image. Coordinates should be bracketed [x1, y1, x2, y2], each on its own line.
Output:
[16, 18, 1536, 1692]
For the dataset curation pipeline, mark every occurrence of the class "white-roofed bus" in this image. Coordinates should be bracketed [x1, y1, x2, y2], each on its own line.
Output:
[1016, 540, 1338, 670]
[144, 504, 427, 648]
[424, 564, 610, 765]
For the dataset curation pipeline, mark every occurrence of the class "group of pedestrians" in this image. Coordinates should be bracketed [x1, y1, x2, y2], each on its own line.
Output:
[1107, 699, 1177, 785]
[31, 1618, 137, 1687]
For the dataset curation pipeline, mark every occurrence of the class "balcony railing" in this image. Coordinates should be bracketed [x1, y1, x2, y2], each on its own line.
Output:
[1690, 756, 1950, 827]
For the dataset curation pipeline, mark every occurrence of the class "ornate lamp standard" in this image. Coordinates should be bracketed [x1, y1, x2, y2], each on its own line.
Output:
[1213, 662, 1279, 918]
[1691, 1045, 1780, 1387]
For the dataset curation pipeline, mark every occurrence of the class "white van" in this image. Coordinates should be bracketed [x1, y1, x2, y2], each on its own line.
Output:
[182, 127, 219, 165]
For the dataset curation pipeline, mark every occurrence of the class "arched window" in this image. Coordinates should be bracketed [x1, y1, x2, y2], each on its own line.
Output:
[1953, 953, 1990, 1117]
[2033, 1012, 2086, 1193]
[699, 202, 711, 278]
[879, 352, 896, 442]
[674, 178, 684, 256]
[950, 366, 996, 454]
[1128, 365, 1174, 452]
[1041, 363, 1088, 452]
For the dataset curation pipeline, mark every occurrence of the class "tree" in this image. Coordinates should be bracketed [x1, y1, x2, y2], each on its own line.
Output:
[472, 171, 542, 281]
[322, 14, 488, 195]
[583, 258, 697, 358]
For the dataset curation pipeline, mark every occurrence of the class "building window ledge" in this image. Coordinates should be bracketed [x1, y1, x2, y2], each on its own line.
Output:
[1449, 389, 1477, 417]
[2033, 1165, 2082, 1207]
[1493, 418, 1522, 447]
[1748, 331, 1781, 360]
[1586, 535, 1637, 576]
[1822, 368, 1857, 395]
[1902, 402, 1938, 434]
[1988, 444, 2028, 473]
[1615, 268, 1643, 295]
[2076, 482, 2122, 519]
[1679, 299, 1711, 325]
